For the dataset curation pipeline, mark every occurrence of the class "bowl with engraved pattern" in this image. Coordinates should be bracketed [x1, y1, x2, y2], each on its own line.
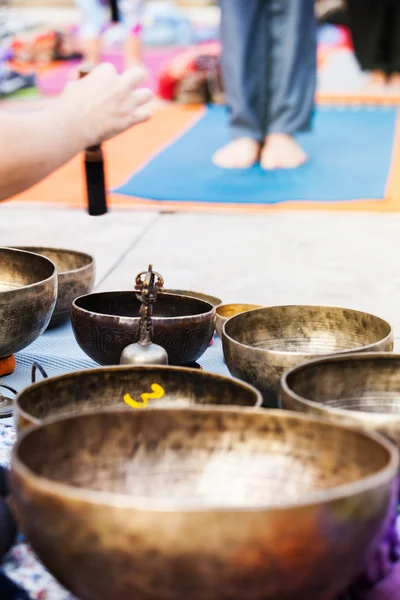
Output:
[16, 247, 95, 328]
[222, 305, 393, 408]
[15, 364, 262, 431]
[71, 292, 216, 366]
[0, 247, 57, 359]
[281, 352, 400, 449]
[11, 407, 398, 600]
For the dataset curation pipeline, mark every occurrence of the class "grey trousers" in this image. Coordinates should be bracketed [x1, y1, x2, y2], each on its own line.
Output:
[219, 0, 317, 141]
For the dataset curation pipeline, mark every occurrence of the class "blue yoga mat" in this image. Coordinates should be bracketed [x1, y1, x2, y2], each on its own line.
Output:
[115, 105, 397, 205]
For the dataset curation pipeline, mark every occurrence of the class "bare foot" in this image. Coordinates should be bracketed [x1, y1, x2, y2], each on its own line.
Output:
[367, 70, 387, 88]
[261, 134, 307, 170]
[212, 138, 261, 169]
[387, 73, 400, 89]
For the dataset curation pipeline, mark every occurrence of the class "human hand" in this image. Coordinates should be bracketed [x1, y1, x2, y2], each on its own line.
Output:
[62, 63, 153, 147]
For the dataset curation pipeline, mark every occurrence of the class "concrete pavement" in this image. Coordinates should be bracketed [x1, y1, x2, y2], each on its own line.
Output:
[1, 201, 400, 337]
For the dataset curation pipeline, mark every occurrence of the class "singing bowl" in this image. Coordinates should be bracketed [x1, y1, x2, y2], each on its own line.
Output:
[15, 365, 262, 431]
[72, 292, 215, 366]
[166, 290, 222, 308]
[16, 247, 95, 328]
[281, 353, 400, 448]
[215, 303, 263, 338]
[222, 305, 393, 407]
[11, 408, 398, 600]
[0, 247, 57, 359]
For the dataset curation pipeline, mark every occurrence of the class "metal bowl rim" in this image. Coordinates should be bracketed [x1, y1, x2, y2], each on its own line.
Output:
[222, 305, 393, 360]
[15, 364, 263, 426]
[216, 304, 264, 320]
[280, 351, 400, 423]
[72, 291, 215, 322]
[13, 246, 95, 277]
[165, 290, 222, 308]
[0, 247, 57, 296]
[11, 407, 398, 513]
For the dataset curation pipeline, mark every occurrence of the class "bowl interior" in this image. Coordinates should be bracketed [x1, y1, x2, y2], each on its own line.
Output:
[0, 248, 54, 292]
[16, 409, 391, 508]
[225, 306, 391, 355]
[17, 368, 261, 422]
[166, 290, 222, 307]
[18, 247, 92, 275]
[286, 356, 400, 415]
[75, 292, 212, 319]
[217, 304, 262, 320]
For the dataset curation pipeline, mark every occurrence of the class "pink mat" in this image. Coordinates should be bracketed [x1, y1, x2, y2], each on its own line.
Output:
[37, 46, 184, 95]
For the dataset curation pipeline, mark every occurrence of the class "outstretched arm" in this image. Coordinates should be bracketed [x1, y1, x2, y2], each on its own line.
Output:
[0, 63, 152, 202]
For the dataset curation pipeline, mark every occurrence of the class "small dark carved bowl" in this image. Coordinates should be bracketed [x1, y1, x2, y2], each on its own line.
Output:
[0, 247, 57, 359]
[71, 292, 215, 366]
[11, 408, 398, 600]
[15, 365, 262, 431]
[281, 353, 400, 449]
[222, 305, 393, 407]
[166, 290, 222, 308]
[17, 247, 95, 328]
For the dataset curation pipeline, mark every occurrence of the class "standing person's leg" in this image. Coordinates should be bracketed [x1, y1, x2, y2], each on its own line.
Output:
[347, 0, 387, 86]
[118, 0, 144, 69]
[75, 0, 107, 66]
[212, 0, 268, 169]
[261, 0, 316, 170]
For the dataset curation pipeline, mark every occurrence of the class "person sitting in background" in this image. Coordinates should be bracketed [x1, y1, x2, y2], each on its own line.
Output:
[213, 0, 317, 171]
[0, 63, 152, 202]
[347, 0, 400, 89]
[75, 0, 144, 69]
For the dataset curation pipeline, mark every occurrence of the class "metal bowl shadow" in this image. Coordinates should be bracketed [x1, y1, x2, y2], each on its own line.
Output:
[166, 290, 222, 308]
[215, 303, 263, 338]
[11, 407, 398, 600]
[72, 292, 215, 366]
[15, 365, 262, 431]
[281, 352, 400, 449]
[222, 305, 393, 407]
[0, 247, 57, 359]
[16, 247, 95, 328]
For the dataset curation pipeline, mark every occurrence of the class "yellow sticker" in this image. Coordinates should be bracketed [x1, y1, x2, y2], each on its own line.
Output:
[124, 383, 165, 409]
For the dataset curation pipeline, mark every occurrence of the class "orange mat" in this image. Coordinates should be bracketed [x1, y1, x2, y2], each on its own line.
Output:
[6, 103, 400, 213]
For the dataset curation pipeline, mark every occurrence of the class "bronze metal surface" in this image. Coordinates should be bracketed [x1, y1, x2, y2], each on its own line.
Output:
[15, 365, 262, 430]
[166, 290, 222, 308]
[16, 247, 95, 328]
[72, 291, 215, 366]
[0, 248, 57, 359]
[222, 305, 393, 407]
[281, 352, 400, 448]
[215, 304, 263, 338]
[11, 408, 398, 600]
[120, 265, 168, 366]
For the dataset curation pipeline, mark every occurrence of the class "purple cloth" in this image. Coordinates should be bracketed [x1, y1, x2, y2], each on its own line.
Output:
[349, 477, 400, 600]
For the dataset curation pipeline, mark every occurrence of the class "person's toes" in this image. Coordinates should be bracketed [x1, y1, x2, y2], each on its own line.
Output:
[212, 138, 260, 169]
[261, 134, 307, 170]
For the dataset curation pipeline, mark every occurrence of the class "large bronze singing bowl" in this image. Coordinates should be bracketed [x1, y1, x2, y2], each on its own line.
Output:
[11, 408, 398, 600]
[281, 353, 400, 448]
[72, 292, 215, 366]
[222, 305, 393, 407]
[17, 247, 95, 328]
[15, 365, 262, 430]
[0, 248, 57, 359]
